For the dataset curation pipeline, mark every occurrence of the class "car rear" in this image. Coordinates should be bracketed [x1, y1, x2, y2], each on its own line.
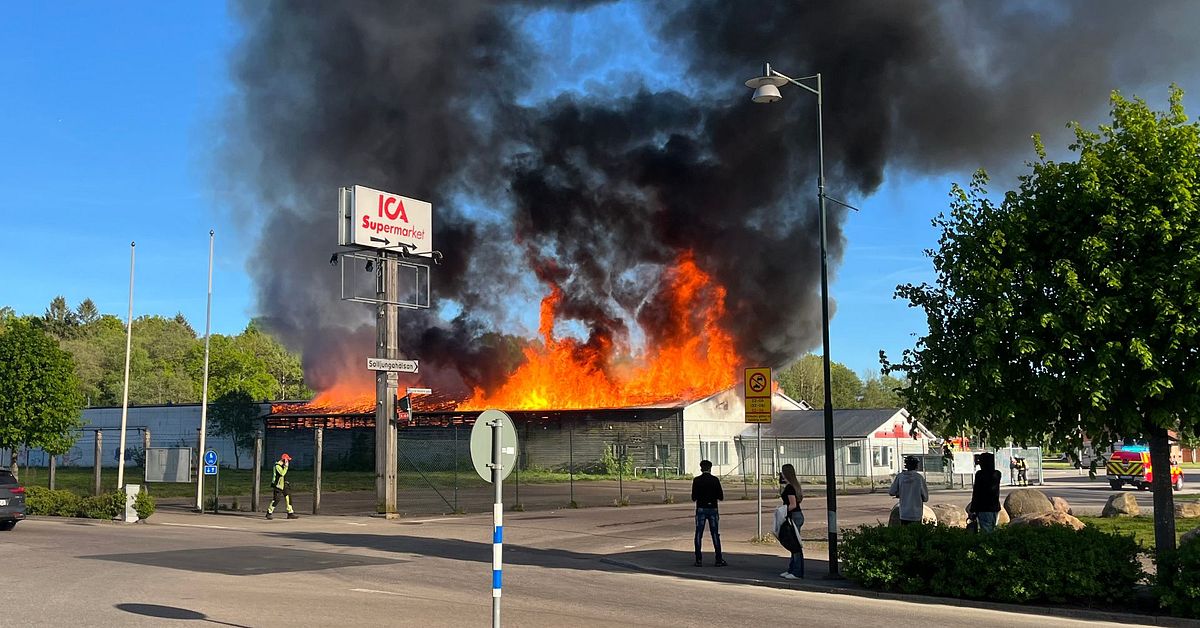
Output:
[0, 470, 26, 529]
[1105, 451, 1147, 490]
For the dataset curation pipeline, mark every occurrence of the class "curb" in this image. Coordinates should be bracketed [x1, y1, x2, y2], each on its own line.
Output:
[600, 558, 1197, 627]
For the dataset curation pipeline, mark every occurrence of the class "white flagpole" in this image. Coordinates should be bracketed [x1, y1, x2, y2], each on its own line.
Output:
[196, 230, 214, 512]
[117, 241, 135, 488]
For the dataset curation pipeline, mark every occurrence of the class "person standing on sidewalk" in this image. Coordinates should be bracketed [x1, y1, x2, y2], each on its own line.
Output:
[968, 452, 1002, 532]
[779, 463, 805, 579]
[266, 453, 298, 520]
[690, 459, 726, 567]
[888, 456, 929, 525]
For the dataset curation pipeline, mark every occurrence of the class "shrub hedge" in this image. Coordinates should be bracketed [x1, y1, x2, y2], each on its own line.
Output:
[839, 523, 1143, 605]
[134, 490, 156, 520]
[26, 487, 127, 520]
[1155, 537, 1200, 618]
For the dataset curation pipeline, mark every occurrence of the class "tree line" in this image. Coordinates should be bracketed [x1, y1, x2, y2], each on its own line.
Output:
[776, 354, 907, 410]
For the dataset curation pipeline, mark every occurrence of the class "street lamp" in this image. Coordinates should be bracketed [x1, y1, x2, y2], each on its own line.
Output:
[745, 62, 842, 577]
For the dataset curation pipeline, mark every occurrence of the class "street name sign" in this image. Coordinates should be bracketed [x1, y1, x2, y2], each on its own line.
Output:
[744, 367, 772, 424]
[339, 185, 433, 253]
[367, 357, 419, 373]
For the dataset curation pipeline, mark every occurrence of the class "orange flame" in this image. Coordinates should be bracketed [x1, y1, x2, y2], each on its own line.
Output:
[460, 251, 739, 410]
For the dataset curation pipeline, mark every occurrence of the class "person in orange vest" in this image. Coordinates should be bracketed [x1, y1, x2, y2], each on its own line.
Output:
[266, 453, 298, 520]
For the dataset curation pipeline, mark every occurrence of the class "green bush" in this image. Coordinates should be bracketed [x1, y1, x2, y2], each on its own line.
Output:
[134, 490, 156, 520]
[25, 487, 83, 517]
[840, 523, 1143, 605]
[1155, 535, 1200, 618]
[78, 491, 125, 520]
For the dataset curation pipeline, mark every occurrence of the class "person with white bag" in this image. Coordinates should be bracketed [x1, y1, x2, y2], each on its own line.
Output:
[777, 464, 805, 579]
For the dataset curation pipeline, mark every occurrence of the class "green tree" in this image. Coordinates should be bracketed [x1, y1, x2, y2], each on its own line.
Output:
[42, 296, 78, 340]
[209, 389, 262, 468]
[859, 371, 906, 409]
[75, 299, 99, 326]
[0, 319, 84, 479]
[0, 306, 15, 335]
[885, 88, 1200, 556]
[197, 334, 278, 401]
[777, 354, 863, 408]
[240, 320, 308, 400]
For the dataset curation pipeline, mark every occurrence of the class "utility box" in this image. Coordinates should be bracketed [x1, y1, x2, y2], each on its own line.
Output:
[145, 447, 191, 483]
[123, 484, 140, 523]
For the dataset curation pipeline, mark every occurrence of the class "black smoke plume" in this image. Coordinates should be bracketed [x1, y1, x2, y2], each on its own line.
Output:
[221, 0, 1200, 398]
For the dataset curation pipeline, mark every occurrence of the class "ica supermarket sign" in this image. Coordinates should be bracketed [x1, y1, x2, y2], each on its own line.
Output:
[339, 185, 433, 253]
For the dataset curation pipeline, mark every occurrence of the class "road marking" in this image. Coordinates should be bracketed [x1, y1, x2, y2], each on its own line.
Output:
[344, 521, 368, 526]
[159, 522, 239, 531]
[350, 588, 404, 596]
[404, 517, 456, 524]
[624, 545, 637, 548]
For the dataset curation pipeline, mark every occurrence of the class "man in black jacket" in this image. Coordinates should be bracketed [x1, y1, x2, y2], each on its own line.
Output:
[690, 459, 726, 567]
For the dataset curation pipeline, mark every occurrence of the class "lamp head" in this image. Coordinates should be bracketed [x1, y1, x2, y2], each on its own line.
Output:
[744, 74, 788, 104]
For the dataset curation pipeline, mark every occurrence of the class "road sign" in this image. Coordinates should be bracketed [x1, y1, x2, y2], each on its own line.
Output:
[470, 409, 518, 483]
[744, 367, 772, 424]
[367, 357, 419, 373]
[203, 449, 218, 466]
[407, 387, 432, 395]
[339, 185, 433, 253]
[203, 465, 218, 475]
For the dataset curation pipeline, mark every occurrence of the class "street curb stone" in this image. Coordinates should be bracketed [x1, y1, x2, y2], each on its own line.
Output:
[600, 558, 1198, 627]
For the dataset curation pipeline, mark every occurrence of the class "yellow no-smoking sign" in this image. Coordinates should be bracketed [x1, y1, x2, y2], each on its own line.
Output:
[744, 367, 772, 423]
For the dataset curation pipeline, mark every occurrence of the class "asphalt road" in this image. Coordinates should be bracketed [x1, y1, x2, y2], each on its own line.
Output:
[5, 505, 1157, 628]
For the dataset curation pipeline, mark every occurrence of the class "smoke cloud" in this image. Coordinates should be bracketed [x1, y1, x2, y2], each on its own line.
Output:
[221, 0, 1200, 398]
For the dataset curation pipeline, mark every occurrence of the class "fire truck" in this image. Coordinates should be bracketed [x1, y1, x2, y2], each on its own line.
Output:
[1105, 444, 1185, 491]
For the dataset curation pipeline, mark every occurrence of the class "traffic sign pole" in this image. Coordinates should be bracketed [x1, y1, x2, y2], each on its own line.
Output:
[491, 415, 503, 628]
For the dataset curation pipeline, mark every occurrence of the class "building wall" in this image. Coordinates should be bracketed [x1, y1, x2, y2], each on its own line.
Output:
[683, 389, 806, 477]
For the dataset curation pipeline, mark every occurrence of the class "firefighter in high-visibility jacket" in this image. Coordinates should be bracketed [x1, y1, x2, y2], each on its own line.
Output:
[266, 453, 298, 519]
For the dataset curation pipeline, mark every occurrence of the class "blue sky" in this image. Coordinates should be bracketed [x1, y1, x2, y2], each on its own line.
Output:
[2, 3, 1188, 377]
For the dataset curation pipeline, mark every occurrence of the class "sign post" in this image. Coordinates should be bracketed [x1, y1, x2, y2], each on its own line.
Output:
[744, 367, 772, 539]
[203, 449, 218, 514]
[470, 410, 517, 628]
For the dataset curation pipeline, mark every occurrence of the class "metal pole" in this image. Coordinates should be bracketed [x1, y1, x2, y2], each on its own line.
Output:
[813, 73, 840, 576]
[49, 454, 56, 490]
[756, 423, 762, 539]
[375, 251, 399, 516]
[117, 241, 135, 489]
[454, 424, 459, 513]
[251, 431, 263, 512]
[491, 416, 503, 627]
[196, 230, 214, 511]
[313, 427, 323, 515]
[93, 431, 102, 496]
[142, 429, 151, 482]
[569, 421, 575, 506]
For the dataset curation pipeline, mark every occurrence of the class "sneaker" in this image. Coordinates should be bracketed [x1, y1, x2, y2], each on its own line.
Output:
[265, 513, 273, 520]
[287, 513, 299, 519]
[781, 573, 798, 580]
[714, 559, 728, 567]
[694, 558, 703, 567]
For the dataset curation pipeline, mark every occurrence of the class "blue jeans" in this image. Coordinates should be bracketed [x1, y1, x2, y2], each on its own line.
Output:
[977, 511, 998, 533]
[695, 508, 722, 559]
[787, 510, 805, 577]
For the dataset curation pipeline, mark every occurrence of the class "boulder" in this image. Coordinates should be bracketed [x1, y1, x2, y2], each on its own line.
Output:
[1182, 527, 1200, 547]
[888, 503, 937, 526]
[930, 503, 969, 528]
[1102, 493, 1141, 517]
[1010, 511, 1086, 531]
[1174, 502, 1200, 519]
[1003, 488, 1055, 518]
[1050, 496, 1073, 516]
[998, 508, 1011, 526]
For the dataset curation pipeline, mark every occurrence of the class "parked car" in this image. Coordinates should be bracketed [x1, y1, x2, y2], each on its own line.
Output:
[0, 469, 26, 530]
[1106, 448, 1184, 491]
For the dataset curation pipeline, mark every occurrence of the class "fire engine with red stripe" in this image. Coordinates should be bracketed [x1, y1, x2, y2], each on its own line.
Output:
[1105, 444, 1184, 491]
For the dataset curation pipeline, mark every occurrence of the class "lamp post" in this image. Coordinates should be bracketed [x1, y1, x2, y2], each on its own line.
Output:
[745, 62, 840, 576]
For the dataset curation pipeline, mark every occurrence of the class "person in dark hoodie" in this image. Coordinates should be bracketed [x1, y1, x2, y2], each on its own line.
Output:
[969, 452, 1002, 532]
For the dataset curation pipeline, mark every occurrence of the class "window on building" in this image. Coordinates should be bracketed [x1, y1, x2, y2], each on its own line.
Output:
[654, 444, 670, 461]
[608, 444, 628, 460]
[873, 446, 891, 468]
[700, 441, 729, 465]
[848, 445, 862, 465]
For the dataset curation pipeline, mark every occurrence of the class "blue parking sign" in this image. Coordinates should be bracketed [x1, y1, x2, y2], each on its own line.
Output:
[204, 450, 217, 466]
